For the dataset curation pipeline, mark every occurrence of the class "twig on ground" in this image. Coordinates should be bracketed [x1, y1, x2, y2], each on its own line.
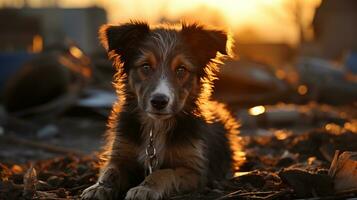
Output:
[1, 134, 84, 156]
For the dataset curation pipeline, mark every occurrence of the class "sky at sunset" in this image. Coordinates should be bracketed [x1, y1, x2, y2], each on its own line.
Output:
[1, 0, 322, 45]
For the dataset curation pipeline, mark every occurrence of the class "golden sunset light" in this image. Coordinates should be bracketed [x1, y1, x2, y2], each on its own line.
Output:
[21, 0, 321, 45]
[1, 0, 356, 199]
[103, 0, 321, 45]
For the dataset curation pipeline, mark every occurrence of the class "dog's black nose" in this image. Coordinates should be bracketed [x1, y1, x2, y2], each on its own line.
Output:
[150, 94, 169, 110]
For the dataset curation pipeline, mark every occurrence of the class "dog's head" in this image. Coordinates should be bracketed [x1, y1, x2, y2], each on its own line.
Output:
[100, 21, 229, 120]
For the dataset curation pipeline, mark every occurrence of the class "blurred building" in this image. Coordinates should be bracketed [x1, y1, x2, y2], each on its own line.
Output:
[309, 0, 357, 59]
[0, 9, 40, 52]
[0, 7, 107, 55]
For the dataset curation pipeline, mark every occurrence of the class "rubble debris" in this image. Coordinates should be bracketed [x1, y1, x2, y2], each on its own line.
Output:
[279, 168, 333, 198]
[239, 103, 351, 129]
[75, 88, 117, 117]
[1, 155, 100, 199]
[214, 59, 290, 106]
[258, 106, 302, 126]
[77, 89, 116, 109]
[0, 46, 92, 118]
[1, 123, 357, 199]
[213, 56, 357, 106]
[297, 57, 357, 104]
[0, 103, 355, 199]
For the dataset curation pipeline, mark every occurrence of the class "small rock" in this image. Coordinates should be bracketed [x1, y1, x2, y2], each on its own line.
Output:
[279, 168, 334, 198]
[233, 171, 266, 188]
[56, 188, 67, 198]
[47, 176, 64, 187]
[0, 126, 4, 136]
[36, 124, 59, 139]
[36, 180, 52, 191]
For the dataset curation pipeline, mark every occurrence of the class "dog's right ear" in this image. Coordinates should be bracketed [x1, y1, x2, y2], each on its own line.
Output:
[181, 23, 229, 70]
[99, 22, 150, 61]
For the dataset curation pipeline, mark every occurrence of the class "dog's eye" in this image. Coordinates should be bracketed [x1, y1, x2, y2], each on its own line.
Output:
[176, 65, 187, 78]
[140, 63, 153, 75]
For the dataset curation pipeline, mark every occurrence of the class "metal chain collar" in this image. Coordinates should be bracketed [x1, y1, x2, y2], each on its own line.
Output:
[145, 129, 158, 176]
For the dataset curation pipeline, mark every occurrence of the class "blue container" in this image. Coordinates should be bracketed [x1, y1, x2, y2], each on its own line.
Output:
[0, 52, 37, 92]
[345, 52, 357, 74]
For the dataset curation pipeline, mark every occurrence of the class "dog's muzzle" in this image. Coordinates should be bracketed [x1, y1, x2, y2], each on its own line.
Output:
[150, 94, 169, 110]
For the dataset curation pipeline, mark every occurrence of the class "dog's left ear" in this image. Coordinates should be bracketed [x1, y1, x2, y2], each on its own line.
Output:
[181, 23, 228, 67]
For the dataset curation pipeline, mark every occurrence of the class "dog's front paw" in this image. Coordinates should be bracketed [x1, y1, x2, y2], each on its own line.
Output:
[81, 183, 115, 200]
[125, 186, 162, 200]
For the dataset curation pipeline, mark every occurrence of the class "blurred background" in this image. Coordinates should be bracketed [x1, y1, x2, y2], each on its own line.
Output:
[0, 0, 356, 164]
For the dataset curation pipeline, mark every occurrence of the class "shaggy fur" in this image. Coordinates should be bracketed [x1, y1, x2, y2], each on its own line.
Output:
[81, 21, 243, 200]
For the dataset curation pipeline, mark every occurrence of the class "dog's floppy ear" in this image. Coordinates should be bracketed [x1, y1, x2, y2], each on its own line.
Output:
[181, 23, 228, 67]
[99, 22, 150, 61]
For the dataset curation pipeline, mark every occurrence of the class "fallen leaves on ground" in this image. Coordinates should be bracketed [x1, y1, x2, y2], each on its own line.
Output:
[1, 128, 357, 199]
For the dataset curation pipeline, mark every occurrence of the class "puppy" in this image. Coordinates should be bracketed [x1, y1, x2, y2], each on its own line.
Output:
[81, 21, 243, 200]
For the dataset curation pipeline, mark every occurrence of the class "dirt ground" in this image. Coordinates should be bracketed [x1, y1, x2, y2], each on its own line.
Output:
[0, 103, 356, 200]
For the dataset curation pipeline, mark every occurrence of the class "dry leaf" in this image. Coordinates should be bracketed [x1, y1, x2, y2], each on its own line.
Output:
[329, 151, 357, 192]
[23, 164, 38, 199]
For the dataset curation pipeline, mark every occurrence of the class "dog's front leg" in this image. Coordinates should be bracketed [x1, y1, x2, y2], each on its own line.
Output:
[81, 163, 130, 200]
[125, 168, 201, 200]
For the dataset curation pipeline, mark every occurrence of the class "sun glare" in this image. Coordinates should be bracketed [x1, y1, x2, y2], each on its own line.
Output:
[248, 105, 266, 116]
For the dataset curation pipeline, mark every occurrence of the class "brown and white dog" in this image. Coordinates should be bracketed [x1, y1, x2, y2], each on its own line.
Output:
[81, 21, 243, 200]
